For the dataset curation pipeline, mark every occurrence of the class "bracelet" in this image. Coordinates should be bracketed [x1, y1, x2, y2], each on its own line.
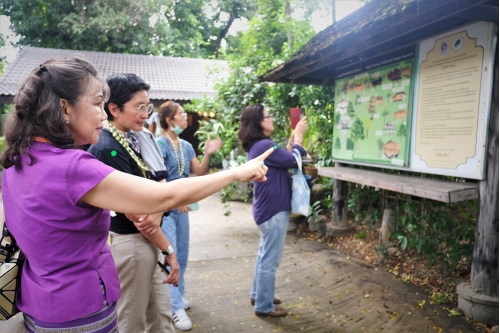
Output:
[295, 138, 303, 144]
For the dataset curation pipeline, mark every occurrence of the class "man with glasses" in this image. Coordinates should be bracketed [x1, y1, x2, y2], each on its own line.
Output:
[88, 74, 177, 333]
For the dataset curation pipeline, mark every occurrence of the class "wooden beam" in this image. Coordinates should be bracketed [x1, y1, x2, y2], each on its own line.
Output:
[456, 4, 499, 23]
[318, 166, 479, 203]
[264, 0, 491, 83]
[287, 2, 471, 81]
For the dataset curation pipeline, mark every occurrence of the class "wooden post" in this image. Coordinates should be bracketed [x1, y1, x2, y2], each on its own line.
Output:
[457, 46, 499, 326]
[379, 209, 394, 248]
[332, 163, 348, 227]
[377, 208, 394, 261]
[327, 162, 353, 236]
[473, 68, 499, 296]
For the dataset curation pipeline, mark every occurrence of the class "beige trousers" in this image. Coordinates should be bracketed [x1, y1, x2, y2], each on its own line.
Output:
[110, 232, 175, 333]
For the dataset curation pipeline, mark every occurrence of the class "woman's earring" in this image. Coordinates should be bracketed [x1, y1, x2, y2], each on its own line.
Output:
[65, 120, 70, 125]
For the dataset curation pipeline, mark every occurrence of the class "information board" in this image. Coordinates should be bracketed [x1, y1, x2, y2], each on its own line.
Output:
[410, 21, 497, 179]
[332, 54, 414, 167]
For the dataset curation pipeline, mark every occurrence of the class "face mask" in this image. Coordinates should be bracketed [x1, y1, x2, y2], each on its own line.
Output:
[171, 123, 184, 135]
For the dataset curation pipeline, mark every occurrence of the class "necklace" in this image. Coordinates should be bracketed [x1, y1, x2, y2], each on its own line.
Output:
[163, 131, 185, 176]
[33, 136, 51, 143]
[104, 121, 149, 177]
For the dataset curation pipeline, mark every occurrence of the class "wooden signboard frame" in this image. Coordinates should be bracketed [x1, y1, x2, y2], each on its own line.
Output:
[409, 21, 497, 180]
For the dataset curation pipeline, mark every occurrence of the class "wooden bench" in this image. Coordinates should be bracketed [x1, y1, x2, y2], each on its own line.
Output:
[318, 165, 478, 203]
[317, 164, 479, 237]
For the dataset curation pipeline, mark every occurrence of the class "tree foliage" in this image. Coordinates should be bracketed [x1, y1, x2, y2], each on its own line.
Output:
[350, 117, 365, 149]
[397, 123, 407, 138]
[188, 0, 334, 166]
[347, 100, 356, 119]
[0, 0, 258, 58]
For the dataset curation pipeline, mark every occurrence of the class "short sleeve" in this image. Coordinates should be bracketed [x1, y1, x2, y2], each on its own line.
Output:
[66, 151, 115, 205]
[185, 141, 196, 161]
[156, 137, 168, 160]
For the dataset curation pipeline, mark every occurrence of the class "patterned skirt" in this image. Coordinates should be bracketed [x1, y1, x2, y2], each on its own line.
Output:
[23, 278, 118, 333]
[23, 303, 117, 333]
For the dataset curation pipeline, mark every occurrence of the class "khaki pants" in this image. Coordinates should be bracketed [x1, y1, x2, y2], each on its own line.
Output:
[110, 232, 174, 333]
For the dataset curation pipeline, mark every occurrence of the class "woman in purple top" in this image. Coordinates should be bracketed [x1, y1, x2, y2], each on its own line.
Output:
[1, 59, 274, 332]
[238, 104, 308, 318]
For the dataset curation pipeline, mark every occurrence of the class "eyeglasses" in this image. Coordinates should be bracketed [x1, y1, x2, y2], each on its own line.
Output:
[124, 103, 154, 116]
[263, 115, 273, 119]
[175, 112, 188, 119]
[75, 99, 105, 110]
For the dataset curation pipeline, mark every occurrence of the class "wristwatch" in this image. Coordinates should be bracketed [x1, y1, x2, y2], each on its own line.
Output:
[162, 245, 175, 256]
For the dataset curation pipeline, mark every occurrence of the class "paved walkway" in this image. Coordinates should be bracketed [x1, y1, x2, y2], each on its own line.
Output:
[0, 193, 479, 332]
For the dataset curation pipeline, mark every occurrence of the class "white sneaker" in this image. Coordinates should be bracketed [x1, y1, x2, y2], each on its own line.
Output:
[183, 297, 191, 310]
[172, 309, 192, 331]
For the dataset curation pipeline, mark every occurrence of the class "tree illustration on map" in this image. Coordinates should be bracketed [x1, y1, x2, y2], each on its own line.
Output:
[332, 59, 413, 166]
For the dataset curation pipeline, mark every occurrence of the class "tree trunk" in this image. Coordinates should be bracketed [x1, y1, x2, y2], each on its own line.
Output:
[471, 46, 499, 298]
[213, 6, 236, 59]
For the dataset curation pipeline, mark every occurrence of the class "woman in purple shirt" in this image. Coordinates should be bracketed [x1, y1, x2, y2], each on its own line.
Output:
[1, 59, 273, 332]
[238, 104, 308, 318]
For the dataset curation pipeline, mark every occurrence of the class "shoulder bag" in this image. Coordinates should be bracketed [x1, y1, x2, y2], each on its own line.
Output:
[291, 148, 310, 216]
[0, 225, 23, 320]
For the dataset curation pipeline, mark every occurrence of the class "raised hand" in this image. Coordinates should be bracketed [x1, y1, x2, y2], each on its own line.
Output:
[204, 137, 222, 156]
[294, 116, 308, 137]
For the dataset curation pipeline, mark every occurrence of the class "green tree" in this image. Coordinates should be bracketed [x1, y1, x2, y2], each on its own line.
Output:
[230, 0, 315, 74]
[377, 138, 384, 157]
[334, 112, 341, 124]
[362, 118, 372, 138]
[209, 0, 258, 58]
[350, 118, 365, 150]
[382, 109, 390, 124]
[334, 137, 341, 150]
[397, 123, 407, 139]
[368, 96, 376, 120]
[346, 138, 354, 151]
[1, 0, 162, 54]
[0, 0, 258, 58]
[386, 91, 392, 100]
[347, 100, 356, 119]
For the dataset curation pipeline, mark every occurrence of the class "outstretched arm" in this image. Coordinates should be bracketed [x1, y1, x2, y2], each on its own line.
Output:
[80, 147, 275, 215]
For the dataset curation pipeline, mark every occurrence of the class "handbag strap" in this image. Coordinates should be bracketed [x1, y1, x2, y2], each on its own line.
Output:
[1, 223, 19, 254]
[292, 148, 303, 172]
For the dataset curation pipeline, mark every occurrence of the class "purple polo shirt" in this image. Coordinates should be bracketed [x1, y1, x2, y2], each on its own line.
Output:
[2, 142, 120, 322]
[248, 139, 306, 224]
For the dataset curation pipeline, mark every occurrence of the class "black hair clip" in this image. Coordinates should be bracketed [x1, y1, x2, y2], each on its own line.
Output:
[36, 64, 48, 76]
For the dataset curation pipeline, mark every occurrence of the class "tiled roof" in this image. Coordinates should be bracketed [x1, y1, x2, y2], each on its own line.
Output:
[0, 46, 229, 101]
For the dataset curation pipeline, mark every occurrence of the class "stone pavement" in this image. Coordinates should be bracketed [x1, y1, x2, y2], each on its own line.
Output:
[0, 193, 479, 332]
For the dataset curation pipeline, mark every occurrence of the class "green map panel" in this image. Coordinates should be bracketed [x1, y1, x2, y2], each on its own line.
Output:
[332, 60, 414, 167]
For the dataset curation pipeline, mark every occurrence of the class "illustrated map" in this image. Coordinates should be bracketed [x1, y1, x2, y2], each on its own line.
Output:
[332, 59, 414, 167]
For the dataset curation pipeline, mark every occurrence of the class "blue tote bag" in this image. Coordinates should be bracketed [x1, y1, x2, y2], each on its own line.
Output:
[291, 148, 310, 216]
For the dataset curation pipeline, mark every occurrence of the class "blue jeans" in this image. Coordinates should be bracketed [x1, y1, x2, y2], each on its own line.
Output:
[251, 211, 290, 313]
[162, 208, 190, 312]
